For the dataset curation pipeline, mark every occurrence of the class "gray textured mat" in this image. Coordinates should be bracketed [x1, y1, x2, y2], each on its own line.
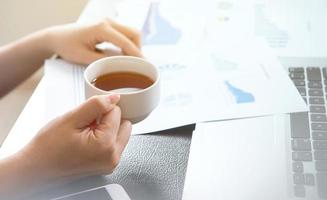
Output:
[35, 124, 194, 200]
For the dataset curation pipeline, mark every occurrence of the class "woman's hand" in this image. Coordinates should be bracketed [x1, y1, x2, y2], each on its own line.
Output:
[0, 18, 143, 97]
[47, 19, 143, 65]
[26, 94, 131, 177]
[0, 94, 132, 197]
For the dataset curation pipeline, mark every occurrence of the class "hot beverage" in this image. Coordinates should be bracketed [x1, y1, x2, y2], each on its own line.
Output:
[91, 71, 154, 92]
[85, 56, 160, 123]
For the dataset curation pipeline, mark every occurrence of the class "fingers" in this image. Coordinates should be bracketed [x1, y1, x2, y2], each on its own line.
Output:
[106, 27, 143, 57]
[97, 106, 122, 141]
[94, 107, 130, 171]
[99, 21, 143, 57]
[115, 120, 132, 155]
[109, 20, 142, 48]
[71, 94, 120, 128]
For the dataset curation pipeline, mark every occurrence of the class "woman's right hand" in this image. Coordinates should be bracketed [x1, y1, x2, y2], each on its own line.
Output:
[0, 94, 132, 197]
[27, 94, 132, 178]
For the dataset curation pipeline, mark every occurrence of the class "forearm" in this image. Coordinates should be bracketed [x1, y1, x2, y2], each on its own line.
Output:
[0, 152, 42, 198]
[0, 28, 54, 97]
[0, 148, 84, 199]
[0, 149, 63, 198]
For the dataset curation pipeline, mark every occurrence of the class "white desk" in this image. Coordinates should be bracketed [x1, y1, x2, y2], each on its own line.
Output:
[0, 0, 194, 199]
[2, 0, 326, 199]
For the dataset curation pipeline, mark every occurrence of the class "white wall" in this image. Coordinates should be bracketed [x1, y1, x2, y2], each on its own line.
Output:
[0, 0, 88, 144]
[0, 0, 88, 45]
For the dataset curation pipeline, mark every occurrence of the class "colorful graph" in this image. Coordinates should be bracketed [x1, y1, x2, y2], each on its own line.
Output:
[142, 2, 182, 45]
[225, 81, 255, 104]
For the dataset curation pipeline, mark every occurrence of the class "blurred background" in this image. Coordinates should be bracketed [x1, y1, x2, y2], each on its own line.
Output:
[0, 0, 88, 144]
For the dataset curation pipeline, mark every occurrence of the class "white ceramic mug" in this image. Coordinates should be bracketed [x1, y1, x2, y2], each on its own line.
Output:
[84, 56, 160, 123]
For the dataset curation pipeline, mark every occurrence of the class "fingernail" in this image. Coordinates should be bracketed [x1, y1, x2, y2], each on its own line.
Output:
[108, 94, 120, 104]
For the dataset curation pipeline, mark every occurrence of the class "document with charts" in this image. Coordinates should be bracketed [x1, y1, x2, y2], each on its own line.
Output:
[44, 1, 307, 135]
[44, 39, 307, 134]
[199, 0, 327, 57]
[131, 39, 307, 134]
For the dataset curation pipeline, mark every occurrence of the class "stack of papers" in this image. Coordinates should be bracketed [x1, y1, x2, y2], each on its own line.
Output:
[44, 0, 307, 135]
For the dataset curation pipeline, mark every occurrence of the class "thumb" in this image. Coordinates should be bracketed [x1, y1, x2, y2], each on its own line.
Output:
[70, 94, 120, 128]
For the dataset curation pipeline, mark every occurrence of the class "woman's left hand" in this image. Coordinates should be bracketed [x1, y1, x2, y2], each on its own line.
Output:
[47, 18, 143, 65]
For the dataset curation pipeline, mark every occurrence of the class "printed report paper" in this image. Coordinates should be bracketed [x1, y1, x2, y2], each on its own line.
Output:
[43, 0, 307, 135]
[44, 38, 307, 135]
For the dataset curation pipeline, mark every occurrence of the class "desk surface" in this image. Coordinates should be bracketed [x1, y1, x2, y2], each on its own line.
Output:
[0, 0, 195, 199]
[2, 0, 326, 199]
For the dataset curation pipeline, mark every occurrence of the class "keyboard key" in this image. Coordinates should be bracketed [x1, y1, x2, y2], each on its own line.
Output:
[323, 68, 327, 78]
[294, 185, 306, 197]
[314, 151, 327, 160]
[308, 89, 323, 96]
[310, 106, 326, 113]
[293, 162, 304, 172]
[311, 114, 327, 122]
[309, 97, 325, 105]
[307, 67, 321, 81]
[316, 161, 327, 171]
[290, 112, 310, 138]
[304, 173, 315, 186]
[292, 139, 311, 151]
[308, 81, 322, 88]
[312, 123, 327, 131]
[293, 152, 313, 161]
[312, 132, 327, 140]
[293, 173, 305, 184]
[313, 141, 327, 150]
[293, 80, 305, 87]
[317, 172, 327, 198]
[297, 87, 306, 96]
[290, 72, 305, 80]
[289, 67, 304, 73]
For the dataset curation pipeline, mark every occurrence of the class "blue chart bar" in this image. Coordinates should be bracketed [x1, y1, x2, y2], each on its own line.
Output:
[225, 81, 255, 104]
[142, 2, 182, 45]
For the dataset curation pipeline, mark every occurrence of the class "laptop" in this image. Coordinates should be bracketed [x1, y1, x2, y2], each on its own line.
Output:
[182, 57, 327, 200]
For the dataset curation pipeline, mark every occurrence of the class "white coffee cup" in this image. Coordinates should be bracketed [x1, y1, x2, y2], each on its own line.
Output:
[84, 56, 160, 123]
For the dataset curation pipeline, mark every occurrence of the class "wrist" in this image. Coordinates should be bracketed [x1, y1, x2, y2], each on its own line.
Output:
[36, 27, 56, 56]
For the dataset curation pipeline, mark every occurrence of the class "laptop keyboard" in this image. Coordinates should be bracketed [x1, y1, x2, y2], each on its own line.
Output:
[289, 67, 327, 199]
